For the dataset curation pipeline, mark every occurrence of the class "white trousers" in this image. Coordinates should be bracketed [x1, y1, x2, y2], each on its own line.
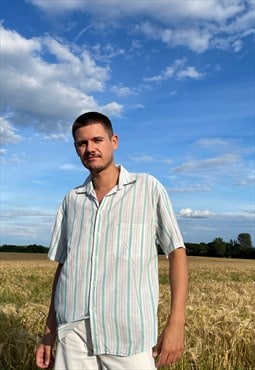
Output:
[55, 320, 156, 370]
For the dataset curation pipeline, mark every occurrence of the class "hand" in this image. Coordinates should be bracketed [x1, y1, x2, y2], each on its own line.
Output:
[36, 334, 55, 369]
[36, 343, 55, 369]
[153, 320, 184, 368]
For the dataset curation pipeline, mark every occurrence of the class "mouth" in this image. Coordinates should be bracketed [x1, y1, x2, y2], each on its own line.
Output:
[85, 155, 101, 161]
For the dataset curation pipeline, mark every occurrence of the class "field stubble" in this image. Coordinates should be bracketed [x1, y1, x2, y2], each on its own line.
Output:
[0, 253, 254, 370]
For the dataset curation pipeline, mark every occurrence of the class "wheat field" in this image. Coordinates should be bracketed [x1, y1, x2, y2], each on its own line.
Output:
[0, 253, 254, 370]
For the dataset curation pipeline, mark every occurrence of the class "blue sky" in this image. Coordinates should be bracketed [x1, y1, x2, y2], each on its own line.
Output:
[0, 0, 254, 246]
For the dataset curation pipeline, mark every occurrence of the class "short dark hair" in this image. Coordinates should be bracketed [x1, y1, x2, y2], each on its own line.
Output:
[72, 112, 114, 139]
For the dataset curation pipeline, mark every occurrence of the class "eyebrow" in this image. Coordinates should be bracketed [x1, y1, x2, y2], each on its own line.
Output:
[75, 136, 105, 144]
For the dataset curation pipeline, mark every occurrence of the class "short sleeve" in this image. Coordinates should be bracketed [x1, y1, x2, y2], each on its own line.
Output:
[48, 198, 67, 264]
[155, 181, 185, 255]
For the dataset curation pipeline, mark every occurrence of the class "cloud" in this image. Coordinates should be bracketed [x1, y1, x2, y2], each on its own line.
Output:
[28, 0, 254, 53]
[170, 138, 253, 194]
[90, 43, 125, 63]
[195, 137, 244, 154]
[2, 208, 54, 219]
[237, 174, 255, 186]
[144, 58, 205, 83]
[111, 84, 138, 97]
[0, 207, 56, 244]
[137, 22, 211, 53]
[0, 152, 27, 165]
[173, 154, 240, 173]
[60, 163, 84, 171]
[130, 154, 172, 164]
[168, 185, 212, 193]
[197, 137, 234, 148]
[28, 0, 85, 14]
[130, 155, 155, 163]
[29, 0, 245, 23]
[178, 210, 255, 243]
[179, 208, 216, 218]
[43, 133, 69, 141]
[177, 66, 204, 80]
[0, 25, 123, 136]
[0, 117, 23, 145]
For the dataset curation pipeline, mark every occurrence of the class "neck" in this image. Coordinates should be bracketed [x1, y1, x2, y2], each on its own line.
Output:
[91, 165, 120, 191]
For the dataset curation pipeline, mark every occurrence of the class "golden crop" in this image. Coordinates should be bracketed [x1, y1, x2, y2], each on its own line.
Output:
[0, 253, 254, 370]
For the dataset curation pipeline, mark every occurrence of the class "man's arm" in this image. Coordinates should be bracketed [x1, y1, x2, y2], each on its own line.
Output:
[36, 263, 63, 369]
[153, 247, 188, 368]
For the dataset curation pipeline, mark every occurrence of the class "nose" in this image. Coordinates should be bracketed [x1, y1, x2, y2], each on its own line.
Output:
[86, 140, 96, 153]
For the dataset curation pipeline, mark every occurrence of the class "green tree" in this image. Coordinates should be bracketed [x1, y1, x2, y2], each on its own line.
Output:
[237, 233, 252, 249]
[208, 238, 226, 257]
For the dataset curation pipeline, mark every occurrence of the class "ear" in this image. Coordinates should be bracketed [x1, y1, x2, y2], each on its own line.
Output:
[111, 134, 119, 150]
[74, 142, 79, 156]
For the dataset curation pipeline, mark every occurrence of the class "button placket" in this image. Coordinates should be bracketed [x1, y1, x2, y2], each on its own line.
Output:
[89, 198, 106, 353]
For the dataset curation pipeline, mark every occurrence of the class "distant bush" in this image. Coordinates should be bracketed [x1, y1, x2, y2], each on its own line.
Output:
[0, 244, 48, 253]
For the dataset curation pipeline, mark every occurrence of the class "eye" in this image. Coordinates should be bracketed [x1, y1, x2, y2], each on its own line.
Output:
[76, 141, 87, 147]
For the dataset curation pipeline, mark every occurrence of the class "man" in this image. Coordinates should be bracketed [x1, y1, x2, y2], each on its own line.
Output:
[36, 111, 188, 369]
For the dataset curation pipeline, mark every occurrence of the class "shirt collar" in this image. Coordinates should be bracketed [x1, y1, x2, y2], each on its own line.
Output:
[75, 165, 136, 195]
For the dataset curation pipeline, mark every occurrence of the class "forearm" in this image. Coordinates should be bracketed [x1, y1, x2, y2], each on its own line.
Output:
[42, 263, 63, 345]
[153, 247, 188, 366]
[167, 247, 188, 324]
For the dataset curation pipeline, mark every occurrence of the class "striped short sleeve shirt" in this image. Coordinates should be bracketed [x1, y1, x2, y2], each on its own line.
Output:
[48, 165, 185, 356]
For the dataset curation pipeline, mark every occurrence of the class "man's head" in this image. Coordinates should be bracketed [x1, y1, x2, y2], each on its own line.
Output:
[72, 111, 114, 140]
[72, 112, 118, 174]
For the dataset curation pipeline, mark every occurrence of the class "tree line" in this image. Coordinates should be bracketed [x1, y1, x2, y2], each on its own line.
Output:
[160, 233, 255, 259]
[0, 244, 48, 253]
[1, 233, 254, 259]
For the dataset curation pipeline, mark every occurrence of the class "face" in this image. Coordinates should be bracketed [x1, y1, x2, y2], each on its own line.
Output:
[74, 123, 118, 174]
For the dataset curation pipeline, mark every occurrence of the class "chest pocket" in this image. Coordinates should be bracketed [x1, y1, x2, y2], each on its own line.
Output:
[111, 222, 155, 261]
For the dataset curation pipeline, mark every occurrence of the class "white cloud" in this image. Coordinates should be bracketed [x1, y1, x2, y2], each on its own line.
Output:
[0, 117, 23, 145]
[130, 155, 155, 163]
[237, 173, 255, 186]
[179, 208, 216, 218]
[28, 0, 254, 53]
[178, 210, 255, 243]
[195, 137, 243, 153]
[60, 163, 84, 171]
[2, 208, 54, 219]
[28, 0, 84, 14]
[43, 133, 69, 141]
[173, 154, 240, 173]
[28, 0, 245, 23]
[112, 84, 138, 97]
[232, 39, 243, 52]
[168, 185, 212, 193]
[91, 43, 125, 63]
[170, 139, 253, 194]
[195, 137, 254, 163]
[0, 25, 123, 136]
[130, 155, 173, 164]
[101, 102, 124, 117]
[144, 58, 205, 83]
[1, 153, 27, 165]
[136, 22, 211, 53]
[197, 137, 232, 147]
[222, 7, 255, 34]
[0, 207, 56, 244]
[177, 66, 204, 80]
